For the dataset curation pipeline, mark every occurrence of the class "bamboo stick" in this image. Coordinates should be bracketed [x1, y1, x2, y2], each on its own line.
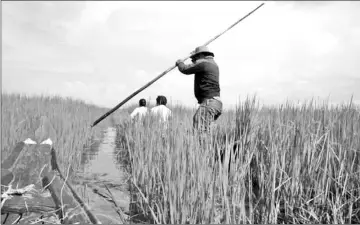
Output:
[91, 3, 265, 127]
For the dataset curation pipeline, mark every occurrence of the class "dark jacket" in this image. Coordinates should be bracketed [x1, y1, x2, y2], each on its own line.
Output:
[177, 56, 220, 103]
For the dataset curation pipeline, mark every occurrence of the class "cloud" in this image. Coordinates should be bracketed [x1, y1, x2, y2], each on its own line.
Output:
[2, 1, 360, 109]
[2, 2, 85, 46]
[61, 81, 127, 107]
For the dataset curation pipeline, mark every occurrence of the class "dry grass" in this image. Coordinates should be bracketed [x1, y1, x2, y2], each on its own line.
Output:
[1, 93, 115, 174]
[2, 92, 360, 224]
[116, 96, 360, 224]
[1, 93, 125, 224]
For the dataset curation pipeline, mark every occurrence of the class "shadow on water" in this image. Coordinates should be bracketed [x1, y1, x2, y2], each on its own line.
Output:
[81, 140, 100, 166]
[75, 127, 131, 224]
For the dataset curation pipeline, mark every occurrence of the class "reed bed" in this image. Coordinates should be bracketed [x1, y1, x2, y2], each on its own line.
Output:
[2, 92, 359, 223]
[1, 93, 115, 174]
[116, 97, 360, 224]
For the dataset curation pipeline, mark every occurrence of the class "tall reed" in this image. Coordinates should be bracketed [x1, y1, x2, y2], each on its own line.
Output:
[116, 97, 360, 224]
[1, 93, 114, 173]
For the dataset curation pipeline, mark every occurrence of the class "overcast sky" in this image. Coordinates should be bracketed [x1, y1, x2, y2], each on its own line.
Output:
[2, 1, 360, 109]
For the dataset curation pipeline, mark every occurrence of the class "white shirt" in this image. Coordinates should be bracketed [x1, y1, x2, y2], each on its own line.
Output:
[151, 105, 172, 122]
[130, 106, 148, 120]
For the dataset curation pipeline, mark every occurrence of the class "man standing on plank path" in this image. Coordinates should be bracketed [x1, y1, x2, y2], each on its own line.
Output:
[176, 46, 222, 133]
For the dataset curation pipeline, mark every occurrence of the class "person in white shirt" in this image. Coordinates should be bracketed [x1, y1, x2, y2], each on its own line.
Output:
[130, 98, 148, 121]
[151, 95, 172, 122]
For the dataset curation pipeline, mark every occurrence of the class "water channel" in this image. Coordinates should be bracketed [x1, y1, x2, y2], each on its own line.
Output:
[76, 127, 130, 224]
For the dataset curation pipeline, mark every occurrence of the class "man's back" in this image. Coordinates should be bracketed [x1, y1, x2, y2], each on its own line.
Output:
[177, 56, 220, 103]
[151, 105, 171, 122]
[131, 106, 148, 120]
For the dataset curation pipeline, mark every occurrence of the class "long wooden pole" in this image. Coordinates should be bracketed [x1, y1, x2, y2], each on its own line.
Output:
[91, 3, 265, 127]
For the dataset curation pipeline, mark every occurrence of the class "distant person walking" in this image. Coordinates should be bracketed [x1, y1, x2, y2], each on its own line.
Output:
[176, 46, 222, 133]
[130, 98, 148, 121]
[151, 95, 172, 123]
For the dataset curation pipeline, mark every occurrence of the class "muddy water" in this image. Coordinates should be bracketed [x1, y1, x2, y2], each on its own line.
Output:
[78, 127, 130, 224]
